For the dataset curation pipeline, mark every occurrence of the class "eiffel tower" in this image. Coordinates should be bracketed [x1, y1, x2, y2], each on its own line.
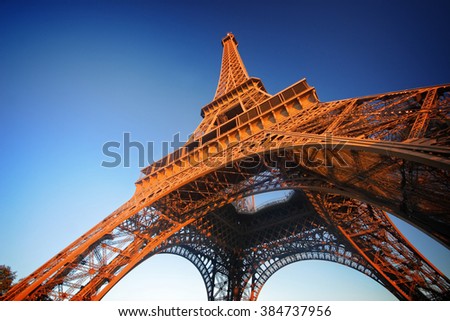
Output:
[3, 33, 450, 301]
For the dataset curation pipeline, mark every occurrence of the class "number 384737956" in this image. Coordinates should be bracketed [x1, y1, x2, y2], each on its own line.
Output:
[260, 305, 331, 317]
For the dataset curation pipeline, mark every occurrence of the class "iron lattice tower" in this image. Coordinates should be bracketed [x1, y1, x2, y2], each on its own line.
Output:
[3, 33, 450, 301]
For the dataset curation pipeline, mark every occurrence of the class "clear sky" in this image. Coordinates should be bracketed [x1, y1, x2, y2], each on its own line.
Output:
[0, 0, 449, 301]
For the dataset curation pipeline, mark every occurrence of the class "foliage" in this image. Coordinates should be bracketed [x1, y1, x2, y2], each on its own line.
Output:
[0, 265, 17, 296]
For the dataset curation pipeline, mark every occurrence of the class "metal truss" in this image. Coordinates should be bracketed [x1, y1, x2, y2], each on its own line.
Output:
[3, 33, 449, 301]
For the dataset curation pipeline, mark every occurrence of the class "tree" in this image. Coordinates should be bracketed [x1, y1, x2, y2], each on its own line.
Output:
[0, 265, 17, 296]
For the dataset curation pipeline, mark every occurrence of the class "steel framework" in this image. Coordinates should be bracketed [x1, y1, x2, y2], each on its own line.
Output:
[3, 33, 450, 301]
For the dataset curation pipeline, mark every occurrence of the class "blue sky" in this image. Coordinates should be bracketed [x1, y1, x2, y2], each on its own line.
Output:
[0, 0, 449, 300]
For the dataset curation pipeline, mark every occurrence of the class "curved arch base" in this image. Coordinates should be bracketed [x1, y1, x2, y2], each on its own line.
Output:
[152, 190, 449, 301]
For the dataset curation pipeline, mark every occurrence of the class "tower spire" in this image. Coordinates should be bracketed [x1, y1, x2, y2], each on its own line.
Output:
[214, 33, 250, 99]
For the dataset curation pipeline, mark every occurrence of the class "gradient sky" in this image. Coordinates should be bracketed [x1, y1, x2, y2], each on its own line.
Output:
[0, 0, 449, 301]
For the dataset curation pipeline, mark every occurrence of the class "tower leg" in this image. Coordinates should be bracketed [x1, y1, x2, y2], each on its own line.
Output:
[308, 193, 450, 300]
